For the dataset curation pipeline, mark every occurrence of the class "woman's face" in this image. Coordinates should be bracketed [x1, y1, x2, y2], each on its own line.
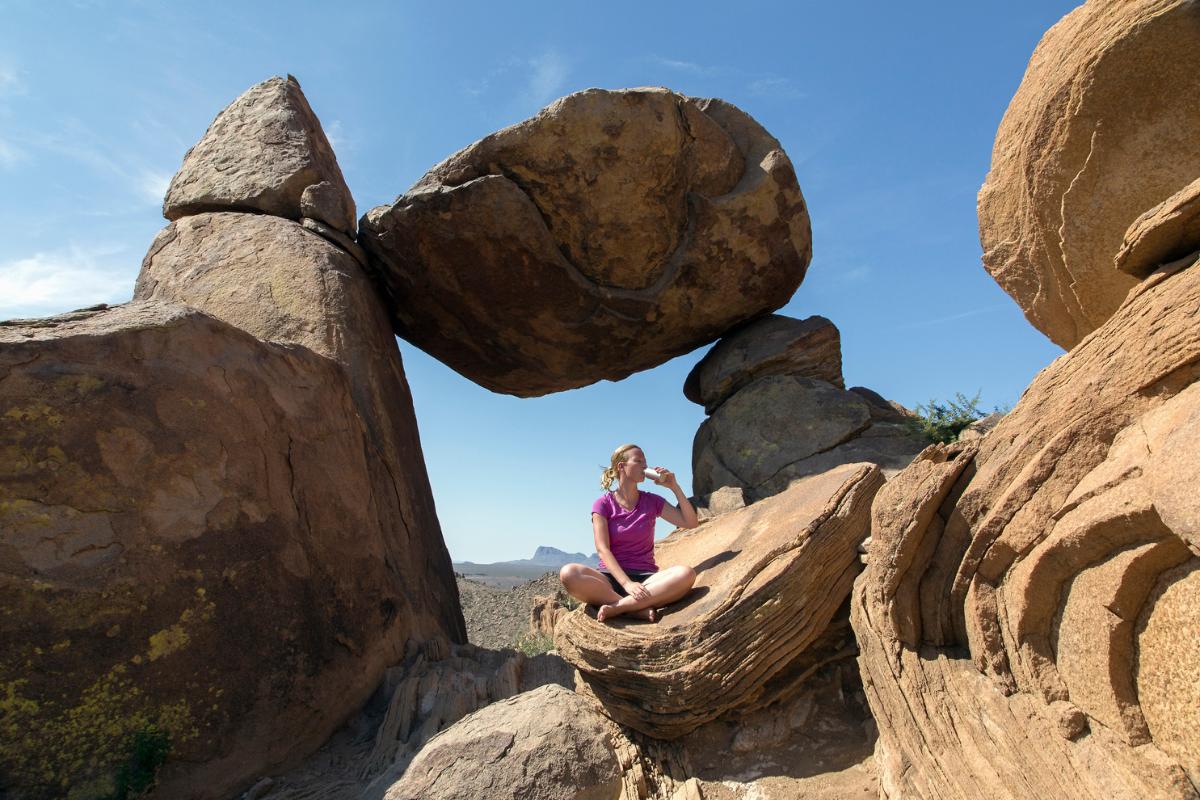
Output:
[620, 448, 648, 481]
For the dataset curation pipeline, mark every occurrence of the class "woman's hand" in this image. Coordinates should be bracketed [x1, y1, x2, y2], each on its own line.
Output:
[651, 467, 679, 490]
[623, 581, 651, 602]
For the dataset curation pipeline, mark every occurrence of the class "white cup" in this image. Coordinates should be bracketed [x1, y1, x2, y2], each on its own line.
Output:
[643, 468, 662, 482]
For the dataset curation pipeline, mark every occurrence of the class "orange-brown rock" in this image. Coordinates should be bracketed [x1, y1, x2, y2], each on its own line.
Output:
[683, 314, 843, 414]
[555, 463, 883, 738]
[0, 302, 462, 800]
[1116, 176, 1200, 279]
[852, 255, 1200, 798]
[360, 88, 812, 397]
[977, 0, 1200, 350]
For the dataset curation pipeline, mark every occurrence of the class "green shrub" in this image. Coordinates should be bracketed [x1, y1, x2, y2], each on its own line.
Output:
[96, 724, 171, 800]
[511, 631, 555, 657]
[908, 390, 986, 444]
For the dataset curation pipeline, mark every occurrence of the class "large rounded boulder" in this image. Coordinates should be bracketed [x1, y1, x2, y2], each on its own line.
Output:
[977, 0, 1200, 350]
[360, 87, 812, 397]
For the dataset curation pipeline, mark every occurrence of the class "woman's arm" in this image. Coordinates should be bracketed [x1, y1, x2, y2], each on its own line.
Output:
[593, 512, 651, 601]
[653, 468, 699, 529]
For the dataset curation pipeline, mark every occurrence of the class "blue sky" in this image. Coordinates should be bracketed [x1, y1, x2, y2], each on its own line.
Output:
[1, 1, 1075, 562]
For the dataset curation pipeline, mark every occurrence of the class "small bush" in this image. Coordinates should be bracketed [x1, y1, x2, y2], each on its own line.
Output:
[96, 725, 171, 800]
[557, 594, 581, 612]
[511, 631, 555, 657]
[908, 390, 985, 444]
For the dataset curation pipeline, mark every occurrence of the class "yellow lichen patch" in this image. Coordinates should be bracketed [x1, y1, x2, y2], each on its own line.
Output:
[0, 498, 52, 527]
[55, 373, 104, 397]
[4, 402, 64, 427]
[0, 667, 196, 798]
[146, 624, 189, 661]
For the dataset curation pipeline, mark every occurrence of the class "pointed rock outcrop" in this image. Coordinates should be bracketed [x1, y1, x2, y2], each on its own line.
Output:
[359, 87, 812, 397]
[163, 75, 357, 235]
[555, 462, 883, 738]
[978, 0, 1200, 350]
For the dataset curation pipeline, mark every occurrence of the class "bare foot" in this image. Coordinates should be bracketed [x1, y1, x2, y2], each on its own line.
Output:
[629, 607, 656, 622]
[597, 603, 619, 622]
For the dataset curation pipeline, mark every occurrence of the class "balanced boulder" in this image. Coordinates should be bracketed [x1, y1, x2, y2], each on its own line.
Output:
[163, 75, 357, 235]
[683, 314, 843, 414]
[555, 462, 883, 738]
[977, 0, 1200, 350]
[359, 87, 812, 397]
[852, 254, 1200, 798]
[1115, 175, 1200, 279]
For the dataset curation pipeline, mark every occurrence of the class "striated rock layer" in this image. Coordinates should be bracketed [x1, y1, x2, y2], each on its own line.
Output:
[977, 0, 1200, 350]
[556, 462, 883, 738]
[0, 303, 460, 800]
[360, 87, 812, 397]
[853, 255, 1200, 799]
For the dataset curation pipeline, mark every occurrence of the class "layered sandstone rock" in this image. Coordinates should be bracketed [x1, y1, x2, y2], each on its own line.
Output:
[853, 255, 1200, 798]
[692, 376, 925, 497]
[163, 76, 357, 235]
[376, 684, 624, 800]
[683, 315, 843, 414]
[555, 463, 883, 738]
[360, 88, 812, 397]
[0, 303, 459, 800]
[978, 0, 1200, 350]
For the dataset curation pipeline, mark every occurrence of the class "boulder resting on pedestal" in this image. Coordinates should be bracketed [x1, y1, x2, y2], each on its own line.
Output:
[359, 87, 812, 397]
[555, 462, 883, 739]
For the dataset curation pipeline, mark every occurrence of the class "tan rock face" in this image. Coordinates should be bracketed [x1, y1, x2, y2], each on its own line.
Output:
[977, 0, 1200, 350]
[379, 684, 623, 800]
[163, 76, 357, 235]
[360, 88, 812, 397]
[852, 258, 1200, 798]
[683, 314, 843, 414]
[1116, 177, 1200, 279]
[0, 303, 460, 800]
[555, 463, 883, 738]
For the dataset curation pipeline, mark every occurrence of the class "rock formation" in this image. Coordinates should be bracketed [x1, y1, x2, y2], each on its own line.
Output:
[853, 252, 1200, 798]
[1116, 175, 1200, 279]
[376, 684, 624, 800]
[977, 0, 1200, 350]
[163, 75, 357, 235]
[359, 87, 812, 397]
[555, 463, 883, 738]
[0, 77, 463, 800]
[683, 314, 843, 413]
[686, 315, 926, 498]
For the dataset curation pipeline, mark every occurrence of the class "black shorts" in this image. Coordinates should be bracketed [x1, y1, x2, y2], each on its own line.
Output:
[600, 570, 657, 597]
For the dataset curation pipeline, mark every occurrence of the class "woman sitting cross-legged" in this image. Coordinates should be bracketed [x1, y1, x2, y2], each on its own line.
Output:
[560, 444, 698, 623]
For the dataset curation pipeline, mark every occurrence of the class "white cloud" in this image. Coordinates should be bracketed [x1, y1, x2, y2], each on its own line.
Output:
[0, 67, 27, 99]
[657, 58, 722, 77]
[0, 137, 22, 169]
[325, 120, 345, 150]
[0, 247, 134, 320]
[895, 304, 1006, 331]
[133, 169, 171, 204]
[747, 76, 804, 100]
[525, 51, 568, 108]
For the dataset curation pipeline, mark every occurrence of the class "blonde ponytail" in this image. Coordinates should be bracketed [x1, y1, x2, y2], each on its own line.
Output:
[601, 444, 642, 491]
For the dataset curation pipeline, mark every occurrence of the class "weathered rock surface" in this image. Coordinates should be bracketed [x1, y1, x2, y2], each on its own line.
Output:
[1116, 176, 1200, 279]
[852, 256, 1200, 798]
[377, 684, 623, 800]
[683, 315, 843, 414]
[977, 0, 1200, 350]
[689, 485, 747, 521]
[163, 76, 357, 235]
[692, 376, 926, 497]
[360, 87, 812, 397]
[556, 463, 883, 738]
[957, 411, 1004, 442]
[0, 302, 459, 800]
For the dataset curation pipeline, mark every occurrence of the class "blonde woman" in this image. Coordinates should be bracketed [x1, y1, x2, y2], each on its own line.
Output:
[560, 444, 698, 622]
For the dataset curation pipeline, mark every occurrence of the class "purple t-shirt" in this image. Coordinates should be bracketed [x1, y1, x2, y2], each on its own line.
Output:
[592, 491, 666, 573]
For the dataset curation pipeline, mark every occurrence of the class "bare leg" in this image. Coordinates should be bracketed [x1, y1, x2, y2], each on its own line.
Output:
[559, 564, 655, 621]
[596, 565, 696, 623]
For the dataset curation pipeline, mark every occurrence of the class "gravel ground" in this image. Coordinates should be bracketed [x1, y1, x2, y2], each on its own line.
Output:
[455, 571, 566, 650]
